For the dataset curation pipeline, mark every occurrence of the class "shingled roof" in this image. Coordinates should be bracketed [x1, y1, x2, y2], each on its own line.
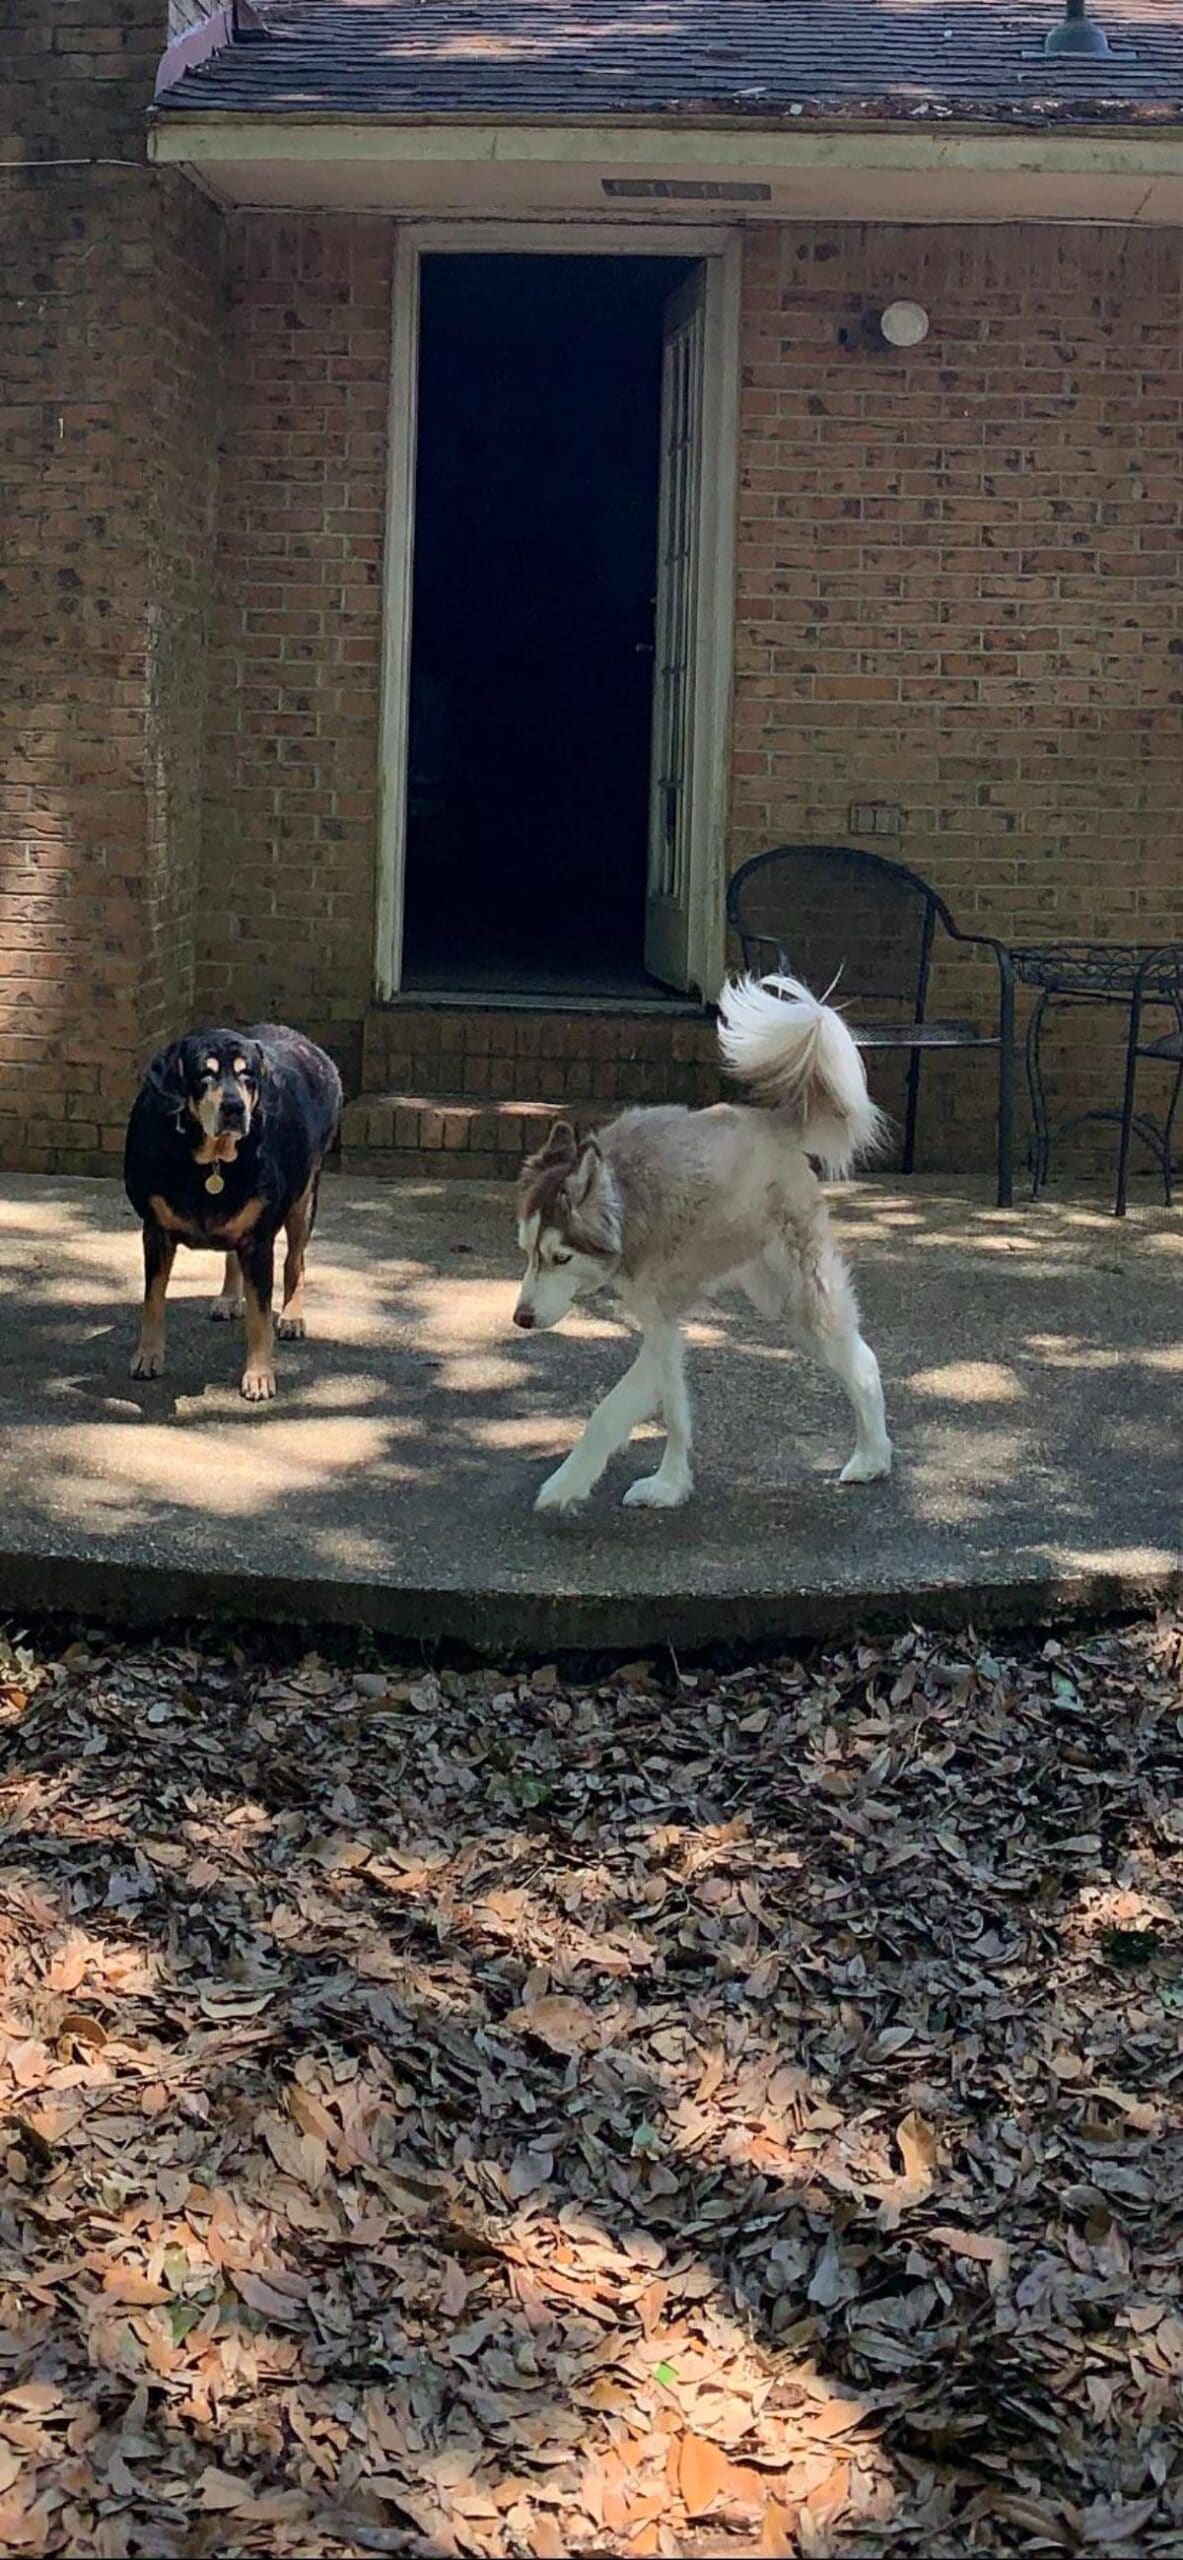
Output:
[153, 0, 1183, 128]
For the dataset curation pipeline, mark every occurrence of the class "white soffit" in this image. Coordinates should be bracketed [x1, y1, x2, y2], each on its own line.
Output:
[148, 119, 1183, 226]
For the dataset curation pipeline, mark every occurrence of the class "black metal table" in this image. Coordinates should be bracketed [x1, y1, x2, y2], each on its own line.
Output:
[1010, 941, 1183, 1208]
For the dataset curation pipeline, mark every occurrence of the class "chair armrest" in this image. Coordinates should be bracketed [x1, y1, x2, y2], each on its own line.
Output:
[937, 920, 1015, 967]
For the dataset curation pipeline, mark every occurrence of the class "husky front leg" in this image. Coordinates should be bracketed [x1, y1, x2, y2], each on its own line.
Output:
[830, 1326, 893, 1484]
[791, 1250, 892, 1485]
[535, 1338, 663, 1514]
[622, 1327, 693, 1509]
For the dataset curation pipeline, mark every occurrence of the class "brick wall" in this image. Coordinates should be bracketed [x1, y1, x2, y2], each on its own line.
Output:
[0, 1, 222, 1171]
[4, 173, 1181, 1182]
[731, 222, 1183, 1171]
[197, 215, 391, 1090]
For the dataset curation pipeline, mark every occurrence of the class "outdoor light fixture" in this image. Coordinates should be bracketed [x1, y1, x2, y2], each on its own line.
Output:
[837, 301, 931, 354]
[1045, 0, 1110, 57]
[879, 300, 930, 348]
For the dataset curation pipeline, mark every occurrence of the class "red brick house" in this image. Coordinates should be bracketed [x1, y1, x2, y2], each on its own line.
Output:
[3, 0, 1182, 1181]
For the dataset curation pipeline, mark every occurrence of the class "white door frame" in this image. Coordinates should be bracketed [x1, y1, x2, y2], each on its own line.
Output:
[374, 220, 741, 1003]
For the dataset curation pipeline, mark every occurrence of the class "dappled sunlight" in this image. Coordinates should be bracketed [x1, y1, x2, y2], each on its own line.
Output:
[0, 1173, 1178, 1630]
[1, 1412, 399, 1523]
[1059, 1542, 1180, 1579]
[908, 1359, 1023, 1404]
[1024, 1332, 1183, 1375]
[2, 1616, 1179, 2551]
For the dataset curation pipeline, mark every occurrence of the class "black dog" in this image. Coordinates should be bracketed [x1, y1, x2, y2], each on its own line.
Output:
[124, 1024, 342, 1401]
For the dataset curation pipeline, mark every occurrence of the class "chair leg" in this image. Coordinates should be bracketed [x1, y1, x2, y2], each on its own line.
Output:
[1114, 989, 1142, 1219]
[1161, 1011, 1183, 1210]
[902, 1045, 922, 1177]
[996, 967, 1015, 1209]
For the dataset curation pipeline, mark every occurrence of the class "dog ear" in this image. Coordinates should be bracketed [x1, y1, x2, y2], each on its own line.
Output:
[249, 1038, 268, 1084]
[521, 1119, 577, 1188]
[568, 1136, 603, 1207]
[146, 1038, 190, 1110]
[541, 1118, 577, 1163]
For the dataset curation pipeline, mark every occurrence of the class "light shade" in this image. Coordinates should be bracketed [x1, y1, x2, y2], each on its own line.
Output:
[1045, 0, 1110, 56]
[880, 301, 930, 349]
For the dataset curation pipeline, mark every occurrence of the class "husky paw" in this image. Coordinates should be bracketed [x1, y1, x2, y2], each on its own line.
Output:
[130, 1346, 164, 1380]
[839, 1442, 893, 1485]
[622, 1471, 693, 1510]
[534, 1464, 591, 1515]
[209, 1294, 244, 1323]
[275, 1313, 306, 1341]
[240, 1366, 277, 1404]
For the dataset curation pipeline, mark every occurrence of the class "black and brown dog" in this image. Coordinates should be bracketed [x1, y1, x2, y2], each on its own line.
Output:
[124, 1024, 342, 1401]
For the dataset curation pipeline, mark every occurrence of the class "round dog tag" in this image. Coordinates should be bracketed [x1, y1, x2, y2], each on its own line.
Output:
[205, 1172, 225, 1196]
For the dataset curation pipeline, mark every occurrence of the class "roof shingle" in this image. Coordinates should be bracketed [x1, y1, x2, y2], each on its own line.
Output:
[152, 0, 1183, 127]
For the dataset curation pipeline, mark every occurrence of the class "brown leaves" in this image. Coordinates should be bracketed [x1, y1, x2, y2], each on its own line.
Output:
[0, 1617, 1179, 2555]
[875, 2108, 940, 2229]
[927, 2224, 1013, 2284]
[504, 1991, 603, 2055]
[99, 2264, 171, 2307]
[676, 2431, 731, 2518]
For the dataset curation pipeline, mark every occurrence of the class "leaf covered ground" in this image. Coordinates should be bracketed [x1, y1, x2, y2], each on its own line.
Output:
[1, 1614, 1181, 2559]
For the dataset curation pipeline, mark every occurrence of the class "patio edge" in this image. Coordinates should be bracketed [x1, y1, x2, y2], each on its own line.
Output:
[0, 1546, 1178, 1655]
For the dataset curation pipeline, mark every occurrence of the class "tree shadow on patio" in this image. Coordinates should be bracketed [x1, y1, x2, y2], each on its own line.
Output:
[0, 1173, 1179, 1642]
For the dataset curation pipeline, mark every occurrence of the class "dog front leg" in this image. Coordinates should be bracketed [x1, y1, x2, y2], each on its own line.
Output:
[277, 1178, 315, 1340]
[130, 1220, 176, 1379]
[535, 1342, 660, 1514]
[623, 1327, 693, 1509]
[209, 1252, 245, 1322]
[237, 1233, 277, 1403]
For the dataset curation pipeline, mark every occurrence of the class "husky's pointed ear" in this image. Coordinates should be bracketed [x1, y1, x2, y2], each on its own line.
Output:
[569, 1135, 603, 1206]
[542, 1117, 578, 1162]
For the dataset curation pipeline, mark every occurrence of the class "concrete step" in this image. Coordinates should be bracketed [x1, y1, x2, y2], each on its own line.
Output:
[340, 1091, 613, 1181]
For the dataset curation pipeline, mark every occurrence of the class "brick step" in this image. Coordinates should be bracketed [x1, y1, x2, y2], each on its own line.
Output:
[361, 1002, 719, 1107]
[340, 1092, 614, 1182]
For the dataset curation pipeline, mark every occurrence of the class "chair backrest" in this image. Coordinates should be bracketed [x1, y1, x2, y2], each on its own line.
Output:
[726, 845, 955, 1023]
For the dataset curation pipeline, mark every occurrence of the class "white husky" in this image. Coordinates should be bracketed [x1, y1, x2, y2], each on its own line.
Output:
[512, 974, 893, 1514]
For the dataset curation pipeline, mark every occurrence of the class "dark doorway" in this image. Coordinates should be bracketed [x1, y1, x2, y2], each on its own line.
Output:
[402, 254, 691, 996]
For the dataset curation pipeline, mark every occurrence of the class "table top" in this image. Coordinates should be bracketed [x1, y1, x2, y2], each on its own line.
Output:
[1008, 940, 1183, 997]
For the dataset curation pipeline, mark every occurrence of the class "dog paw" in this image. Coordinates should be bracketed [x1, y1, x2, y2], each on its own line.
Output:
[130, 1347, 164, 1379]
[534, 1466, 589, 1514]
[275, 1313, 306, 1341]
[240, 1367, 277, 1404]
[622, 1472, 692, 1510]
[209, 1295, 245, 1323]
[839, 1442, 893, 1485]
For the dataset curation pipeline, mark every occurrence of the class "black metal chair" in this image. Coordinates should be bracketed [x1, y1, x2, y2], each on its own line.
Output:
[726, 845, 1017, 1207]
[1114, 945, 1183, 1219]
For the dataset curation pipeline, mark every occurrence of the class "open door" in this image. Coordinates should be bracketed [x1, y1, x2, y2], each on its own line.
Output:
[645, 266, 707, 993]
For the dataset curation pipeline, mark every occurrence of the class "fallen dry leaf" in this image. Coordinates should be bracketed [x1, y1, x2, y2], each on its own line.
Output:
[877, 2108, 940, 2229]
[99, 2265, 170, 2306]
[0, 1613, 1177, 2558]
[927, 2224, 1013, 2279]
[505, 1993, 602, 2054]
[677, 2432, 731, 2519]
[758, 2499, 799, 2557]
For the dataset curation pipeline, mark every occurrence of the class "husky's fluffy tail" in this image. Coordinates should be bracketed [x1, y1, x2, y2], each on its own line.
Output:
[716, 972, 886, 1176]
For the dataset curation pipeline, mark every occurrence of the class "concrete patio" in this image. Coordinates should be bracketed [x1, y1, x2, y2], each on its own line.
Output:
[0, 1173, 1178, 1648]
